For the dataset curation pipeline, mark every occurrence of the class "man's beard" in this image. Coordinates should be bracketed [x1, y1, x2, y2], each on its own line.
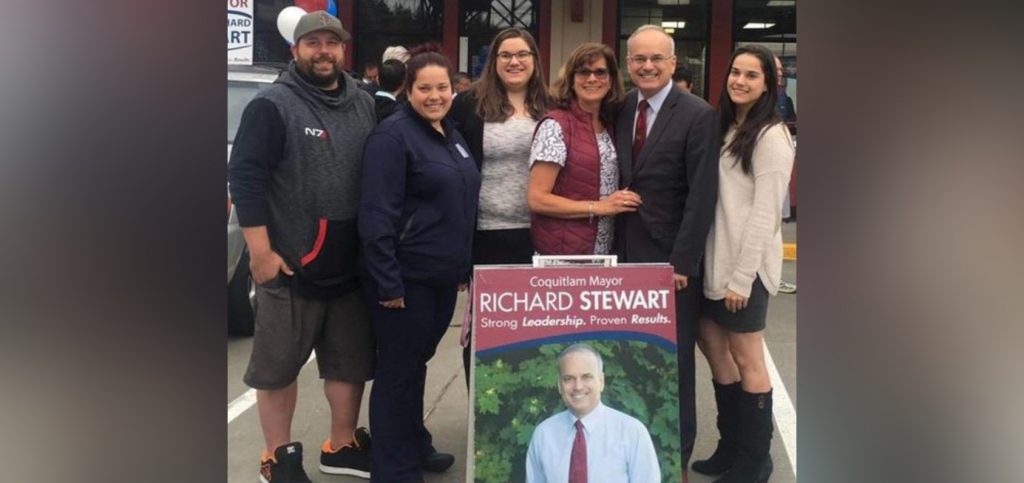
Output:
[297, 54, 341, 88]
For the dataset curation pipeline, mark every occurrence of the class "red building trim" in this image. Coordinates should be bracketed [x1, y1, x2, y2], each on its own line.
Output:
[602, 0, 617, 48]
[340, 0, 355, 71]
[707, 0, 733, 105]
[540, 0, 552, 80]
[443, 0, 459, 66]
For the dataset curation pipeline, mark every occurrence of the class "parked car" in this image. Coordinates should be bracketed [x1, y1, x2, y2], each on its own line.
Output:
[227, 64, 283, 335]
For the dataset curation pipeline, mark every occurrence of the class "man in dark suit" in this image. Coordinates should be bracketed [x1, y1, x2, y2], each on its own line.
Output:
[373, 59, 405, 122]
[614, 25, 719, 478]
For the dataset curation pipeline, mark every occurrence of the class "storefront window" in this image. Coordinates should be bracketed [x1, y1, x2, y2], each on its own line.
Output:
[618, 0, 710, 97]
[734, 0, 796, 132]
[253, 0, 296, 64]
[460, 0, 539, 78]
[356, 0, 444, 72]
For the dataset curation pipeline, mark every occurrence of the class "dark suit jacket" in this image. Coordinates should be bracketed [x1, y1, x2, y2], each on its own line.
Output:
[374, 93, 401, 123]
[446, 90, 485, 170]
[614, 86, 719, 277]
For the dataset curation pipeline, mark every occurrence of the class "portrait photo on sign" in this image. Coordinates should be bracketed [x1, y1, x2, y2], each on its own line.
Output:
[472, 340, 680, 483]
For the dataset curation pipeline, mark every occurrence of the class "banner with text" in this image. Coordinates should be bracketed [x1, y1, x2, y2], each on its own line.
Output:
[227, 0, 254, 65]
[469, 264, 681, 483]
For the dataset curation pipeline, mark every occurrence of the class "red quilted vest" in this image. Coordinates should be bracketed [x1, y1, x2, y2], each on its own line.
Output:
[530, 101, 607, 255]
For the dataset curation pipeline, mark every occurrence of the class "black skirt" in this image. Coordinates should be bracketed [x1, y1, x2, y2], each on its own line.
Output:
[700, 276, 770, 333]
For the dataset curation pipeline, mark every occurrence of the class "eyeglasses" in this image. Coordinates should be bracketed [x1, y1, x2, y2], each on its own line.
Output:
[628, 55, 673, 66]
[496, 50, 534, 63]
[575, 68, 609, 80]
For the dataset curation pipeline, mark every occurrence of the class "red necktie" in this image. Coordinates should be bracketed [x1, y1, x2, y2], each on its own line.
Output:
[632, 99, 649, 161]
[569, 420, 587, 483]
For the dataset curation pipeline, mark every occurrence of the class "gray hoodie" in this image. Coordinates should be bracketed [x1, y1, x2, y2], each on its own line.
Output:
[256, 63, 376, 281]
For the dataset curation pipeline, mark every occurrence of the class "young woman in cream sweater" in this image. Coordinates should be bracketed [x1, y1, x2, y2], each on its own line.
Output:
[691, 44, 794, 483]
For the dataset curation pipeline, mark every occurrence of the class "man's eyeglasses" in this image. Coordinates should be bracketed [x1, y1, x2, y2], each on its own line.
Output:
[628, 55, 672, 66]
[575, 68, 609, 80]
[497, 51, 534, 63]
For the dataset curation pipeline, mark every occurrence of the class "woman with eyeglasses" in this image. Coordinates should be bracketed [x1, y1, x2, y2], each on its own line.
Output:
[691, 44, 794, 483]
[447, 28, 551, 383]
[527, 42, 641, 255]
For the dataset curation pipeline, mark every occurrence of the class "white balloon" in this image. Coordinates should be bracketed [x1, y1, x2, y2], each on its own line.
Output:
[276, 6, 307, 46]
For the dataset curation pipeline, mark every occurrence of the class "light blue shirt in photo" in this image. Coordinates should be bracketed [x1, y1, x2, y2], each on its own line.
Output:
[525, 402, 660, 483]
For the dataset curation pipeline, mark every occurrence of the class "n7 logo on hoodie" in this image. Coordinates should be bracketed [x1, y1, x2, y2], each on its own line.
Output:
[304, 127, 328, 139]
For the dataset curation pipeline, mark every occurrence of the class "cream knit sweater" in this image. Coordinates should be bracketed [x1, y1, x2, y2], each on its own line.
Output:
[703, 123, 795, 299]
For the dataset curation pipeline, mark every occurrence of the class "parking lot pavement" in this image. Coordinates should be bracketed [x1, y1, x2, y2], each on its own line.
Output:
[228, 225, 797, 482]
[227, 294, 470, 483]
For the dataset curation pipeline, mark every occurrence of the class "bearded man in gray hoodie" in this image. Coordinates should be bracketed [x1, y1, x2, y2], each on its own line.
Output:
[228, 11, 377, 483]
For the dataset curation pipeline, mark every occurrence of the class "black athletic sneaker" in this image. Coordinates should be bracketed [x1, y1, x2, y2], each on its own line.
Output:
[319, 428, 372, 479]
[259, 442, 311, 483]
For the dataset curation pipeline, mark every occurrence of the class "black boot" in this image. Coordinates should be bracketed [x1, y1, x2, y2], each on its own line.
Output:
[692, 380, 742, 475]
[714, 389, 774, 483]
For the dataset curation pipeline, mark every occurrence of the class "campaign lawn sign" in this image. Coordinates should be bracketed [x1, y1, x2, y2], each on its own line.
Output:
[227, 0, 254, 65]
[470, 264, 682, 483]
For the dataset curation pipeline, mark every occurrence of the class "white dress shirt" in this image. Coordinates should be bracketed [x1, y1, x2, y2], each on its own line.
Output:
[631, 81, 676, 143]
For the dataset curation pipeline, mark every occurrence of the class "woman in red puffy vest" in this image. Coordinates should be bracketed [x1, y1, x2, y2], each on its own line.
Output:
[527, 42, 642, 255]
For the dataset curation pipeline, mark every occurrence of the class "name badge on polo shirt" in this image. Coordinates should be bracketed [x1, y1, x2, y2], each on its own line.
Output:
[455, 143, 470, 159]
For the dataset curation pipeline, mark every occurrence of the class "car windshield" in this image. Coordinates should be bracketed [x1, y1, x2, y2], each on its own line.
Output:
[228, 80, 273, 143]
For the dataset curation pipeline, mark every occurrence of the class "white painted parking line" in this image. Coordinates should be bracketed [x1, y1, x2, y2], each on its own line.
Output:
[764, 340, 796, 476]
[227, 387, 256, 424]
[228, 351, 317, 424]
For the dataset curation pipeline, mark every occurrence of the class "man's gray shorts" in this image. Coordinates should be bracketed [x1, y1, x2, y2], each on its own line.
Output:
[243, 275, 375, 390]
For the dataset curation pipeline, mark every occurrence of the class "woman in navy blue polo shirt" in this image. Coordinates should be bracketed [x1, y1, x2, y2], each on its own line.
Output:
[358, 44, 481, 482]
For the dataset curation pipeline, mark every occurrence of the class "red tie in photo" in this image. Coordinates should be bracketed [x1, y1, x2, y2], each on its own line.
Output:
[569, 420, 588, 483]
[632, 99, 649, 161]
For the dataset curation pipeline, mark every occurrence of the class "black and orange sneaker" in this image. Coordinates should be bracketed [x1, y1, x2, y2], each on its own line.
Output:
[259, 442, 311, 483]
[319, 428, 371, 479]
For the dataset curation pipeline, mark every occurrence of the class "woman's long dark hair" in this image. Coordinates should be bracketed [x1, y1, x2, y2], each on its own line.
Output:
[549, 42, 624, 127]
[473, 28, 550, 122]
[716, 44, 781, 175]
